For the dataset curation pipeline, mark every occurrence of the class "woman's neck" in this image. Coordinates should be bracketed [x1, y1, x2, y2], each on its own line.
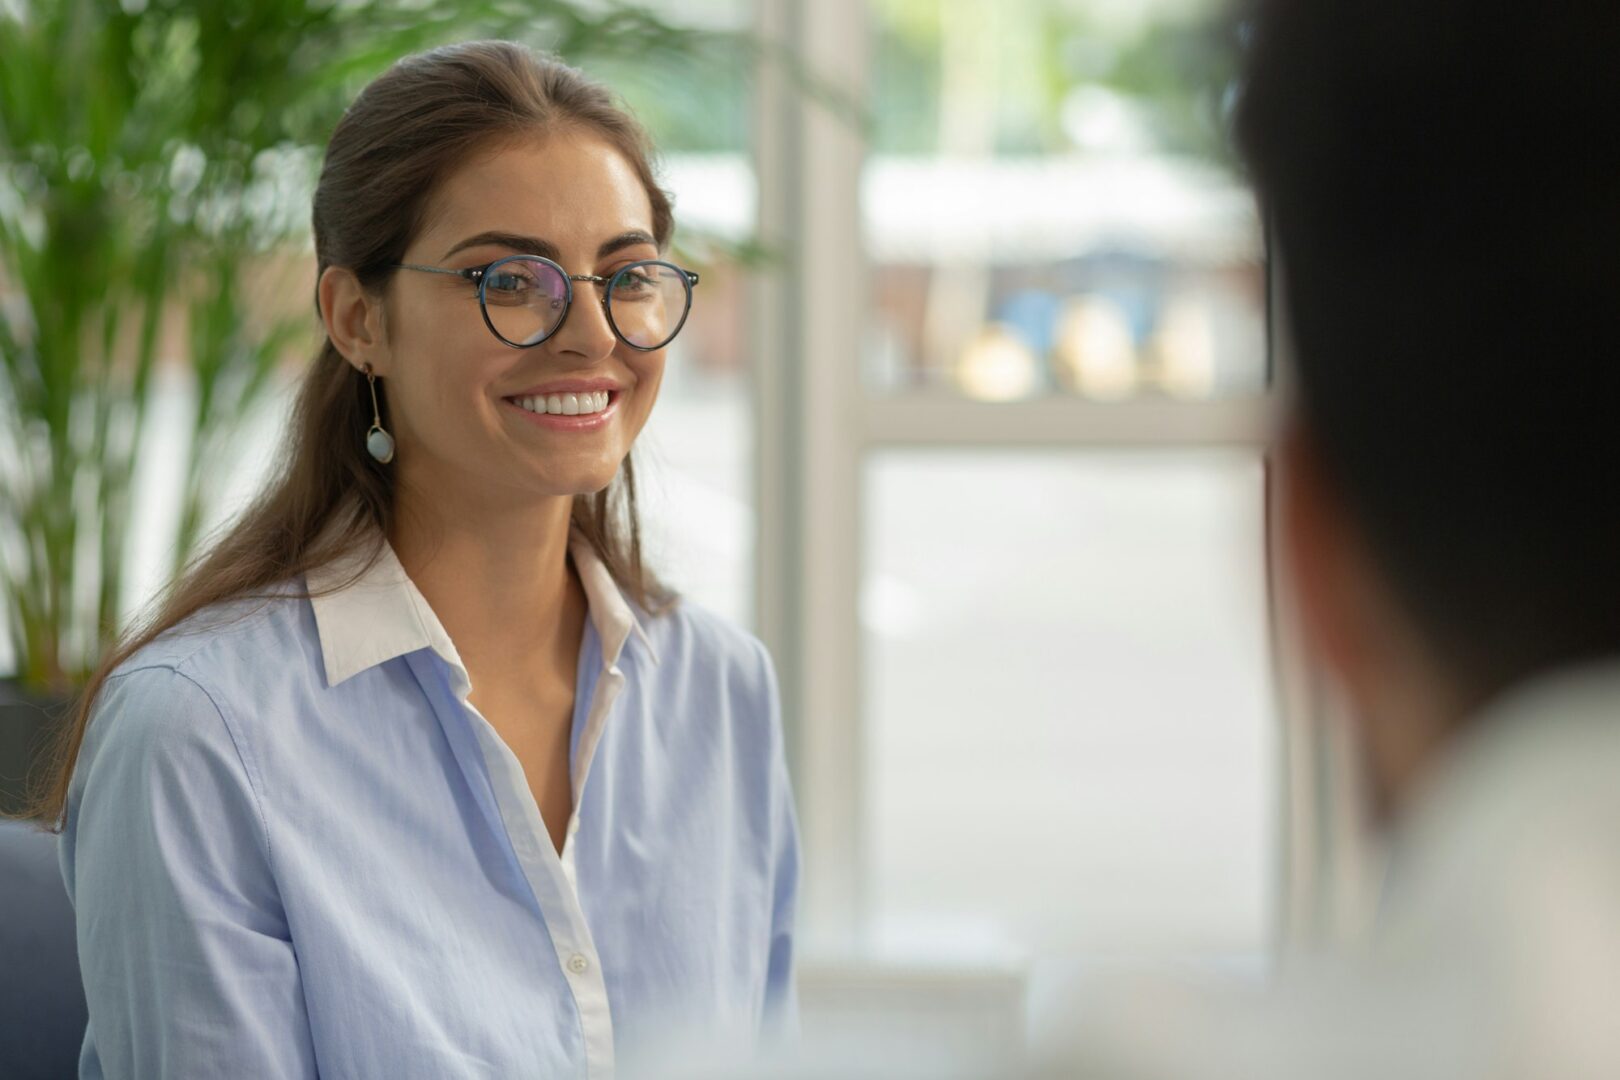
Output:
[388, 489, 587, 681]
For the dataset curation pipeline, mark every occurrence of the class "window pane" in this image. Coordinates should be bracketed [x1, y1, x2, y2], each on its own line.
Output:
[863, 451, 1276, 960]
[865, 0, 1265, 402]
[590, 2, 756, 627]
[635, 217, 754, 627]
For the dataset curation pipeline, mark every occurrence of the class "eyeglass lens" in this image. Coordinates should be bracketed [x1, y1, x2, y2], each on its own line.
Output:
[480, 257, 691, 350]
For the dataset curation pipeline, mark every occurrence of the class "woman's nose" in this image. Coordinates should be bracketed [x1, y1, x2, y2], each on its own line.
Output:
[549, 278, 618, 358]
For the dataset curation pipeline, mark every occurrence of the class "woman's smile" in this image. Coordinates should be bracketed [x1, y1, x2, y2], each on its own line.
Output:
[501, 387, 622, 432]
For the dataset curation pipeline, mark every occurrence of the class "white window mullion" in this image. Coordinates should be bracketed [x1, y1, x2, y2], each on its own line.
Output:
[751, 0, 870, 954]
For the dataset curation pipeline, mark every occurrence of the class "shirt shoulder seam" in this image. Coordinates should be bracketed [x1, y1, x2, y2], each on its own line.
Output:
[119, 659, 281, 884]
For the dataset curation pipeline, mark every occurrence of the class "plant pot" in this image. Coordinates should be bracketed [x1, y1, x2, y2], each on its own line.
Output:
[0, 680, 72, 819]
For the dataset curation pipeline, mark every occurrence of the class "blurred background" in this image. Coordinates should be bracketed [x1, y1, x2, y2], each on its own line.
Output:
[0, 0, 1368, 1068]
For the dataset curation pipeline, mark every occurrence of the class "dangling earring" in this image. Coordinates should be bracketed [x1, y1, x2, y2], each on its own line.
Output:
[363, 363, 395, 464]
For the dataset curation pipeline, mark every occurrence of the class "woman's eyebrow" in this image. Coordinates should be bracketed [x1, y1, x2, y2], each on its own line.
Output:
[440, 229, 657, 263]
[597, 230, 658, 258]
[442, 231, 559, 262]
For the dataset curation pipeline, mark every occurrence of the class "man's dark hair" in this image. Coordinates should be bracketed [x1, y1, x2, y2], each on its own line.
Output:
[1236, 0, 1620, 701]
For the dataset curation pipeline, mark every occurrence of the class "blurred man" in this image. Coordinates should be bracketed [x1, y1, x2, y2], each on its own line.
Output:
[1034, 1, 1620, 1076]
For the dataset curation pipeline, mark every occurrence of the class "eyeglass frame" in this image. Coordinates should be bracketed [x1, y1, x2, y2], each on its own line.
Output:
[389, 253, 700, 352]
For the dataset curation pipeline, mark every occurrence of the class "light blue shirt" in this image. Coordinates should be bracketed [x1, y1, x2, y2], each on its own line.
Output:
[59, 528, 799, 1079]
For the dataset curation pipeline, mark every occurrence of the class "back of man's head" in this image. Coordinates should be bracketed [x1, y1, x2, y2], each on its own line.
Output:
[1236, 0, 1620, 702]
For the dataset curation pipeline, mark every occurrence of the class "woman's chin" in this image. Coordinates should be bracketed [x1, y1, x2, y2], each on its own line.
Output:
[527, 464, 626, 501]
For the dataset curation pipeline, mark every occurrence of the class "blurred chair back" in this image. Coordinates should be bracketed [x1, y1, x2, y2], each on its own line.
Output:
[0, 819, 87, 1079]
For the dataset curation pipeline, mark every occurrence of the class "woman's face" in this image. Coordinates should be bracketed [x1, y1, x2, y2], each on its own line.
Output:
[376, 131, 666, 506]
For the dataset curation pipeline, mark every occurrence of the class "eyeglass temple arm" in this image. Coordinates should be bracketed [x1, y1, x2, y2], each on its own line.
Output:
[394, 263, 484, 282]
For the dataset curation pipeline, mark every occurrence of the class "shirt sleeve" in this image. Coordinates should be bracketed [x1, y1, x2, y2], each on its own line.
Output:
[59, 664, 317, 1079]
[753, 639, 801, 1037]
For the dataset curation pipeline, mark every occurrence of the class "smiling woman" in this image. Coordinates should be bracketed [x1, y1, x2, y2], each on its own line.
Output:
[33, 41, 798, 1079]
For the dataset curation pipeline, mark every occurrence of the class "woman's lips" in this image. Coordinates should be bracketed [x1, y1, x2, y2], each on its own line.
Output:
[501, 390, 620, 432]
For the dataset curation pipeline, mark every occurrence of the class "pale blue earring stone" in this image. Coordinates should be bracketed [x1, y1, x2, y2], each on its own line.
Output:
[366, 425, 395, 464]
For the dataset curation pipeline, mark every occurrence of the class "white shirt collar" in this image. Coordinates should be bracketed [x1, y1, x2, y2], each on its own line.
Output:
[306, 525, 659, 690]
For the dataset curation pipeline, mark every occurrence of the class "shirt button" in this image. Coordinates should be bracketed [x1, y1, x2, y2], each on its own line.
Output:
[568, 818, 580, 836]
[568, 954, 590, 975]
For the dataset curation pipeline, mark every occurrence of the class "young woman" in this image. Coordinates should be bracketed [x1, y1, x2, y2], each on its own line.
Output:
[41, 41, 797, 1078]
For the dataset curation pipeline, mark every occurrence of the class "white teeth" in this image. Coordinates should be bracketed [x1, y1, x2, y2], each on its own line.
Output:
[511, 391, 612, 416]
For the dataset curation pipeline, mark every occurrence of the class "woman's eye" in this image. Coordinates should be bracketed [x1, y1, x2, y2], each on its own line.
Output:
[486, 271, 533, 293]
[611, 270, 656, 297]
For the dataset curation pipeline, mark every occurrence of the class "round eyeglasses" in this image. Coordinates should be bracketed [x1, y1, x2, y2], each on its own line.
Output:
[391, 254, 699, 352]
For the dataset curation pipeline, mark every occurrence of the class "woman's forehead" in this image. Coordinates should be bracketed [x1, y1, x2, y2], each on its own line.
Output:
[422, 132, 654, 256]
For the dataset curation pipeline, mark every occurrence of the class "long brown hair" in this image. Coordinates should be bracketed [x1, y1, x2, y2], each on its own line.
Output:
[21, 41, 677, 826]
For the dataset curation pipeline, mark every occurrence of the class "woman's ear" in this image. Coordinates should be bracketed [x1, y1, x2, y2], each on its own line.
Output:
[1279, 421, 1373, 695]
[318, 266, 389, 374]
